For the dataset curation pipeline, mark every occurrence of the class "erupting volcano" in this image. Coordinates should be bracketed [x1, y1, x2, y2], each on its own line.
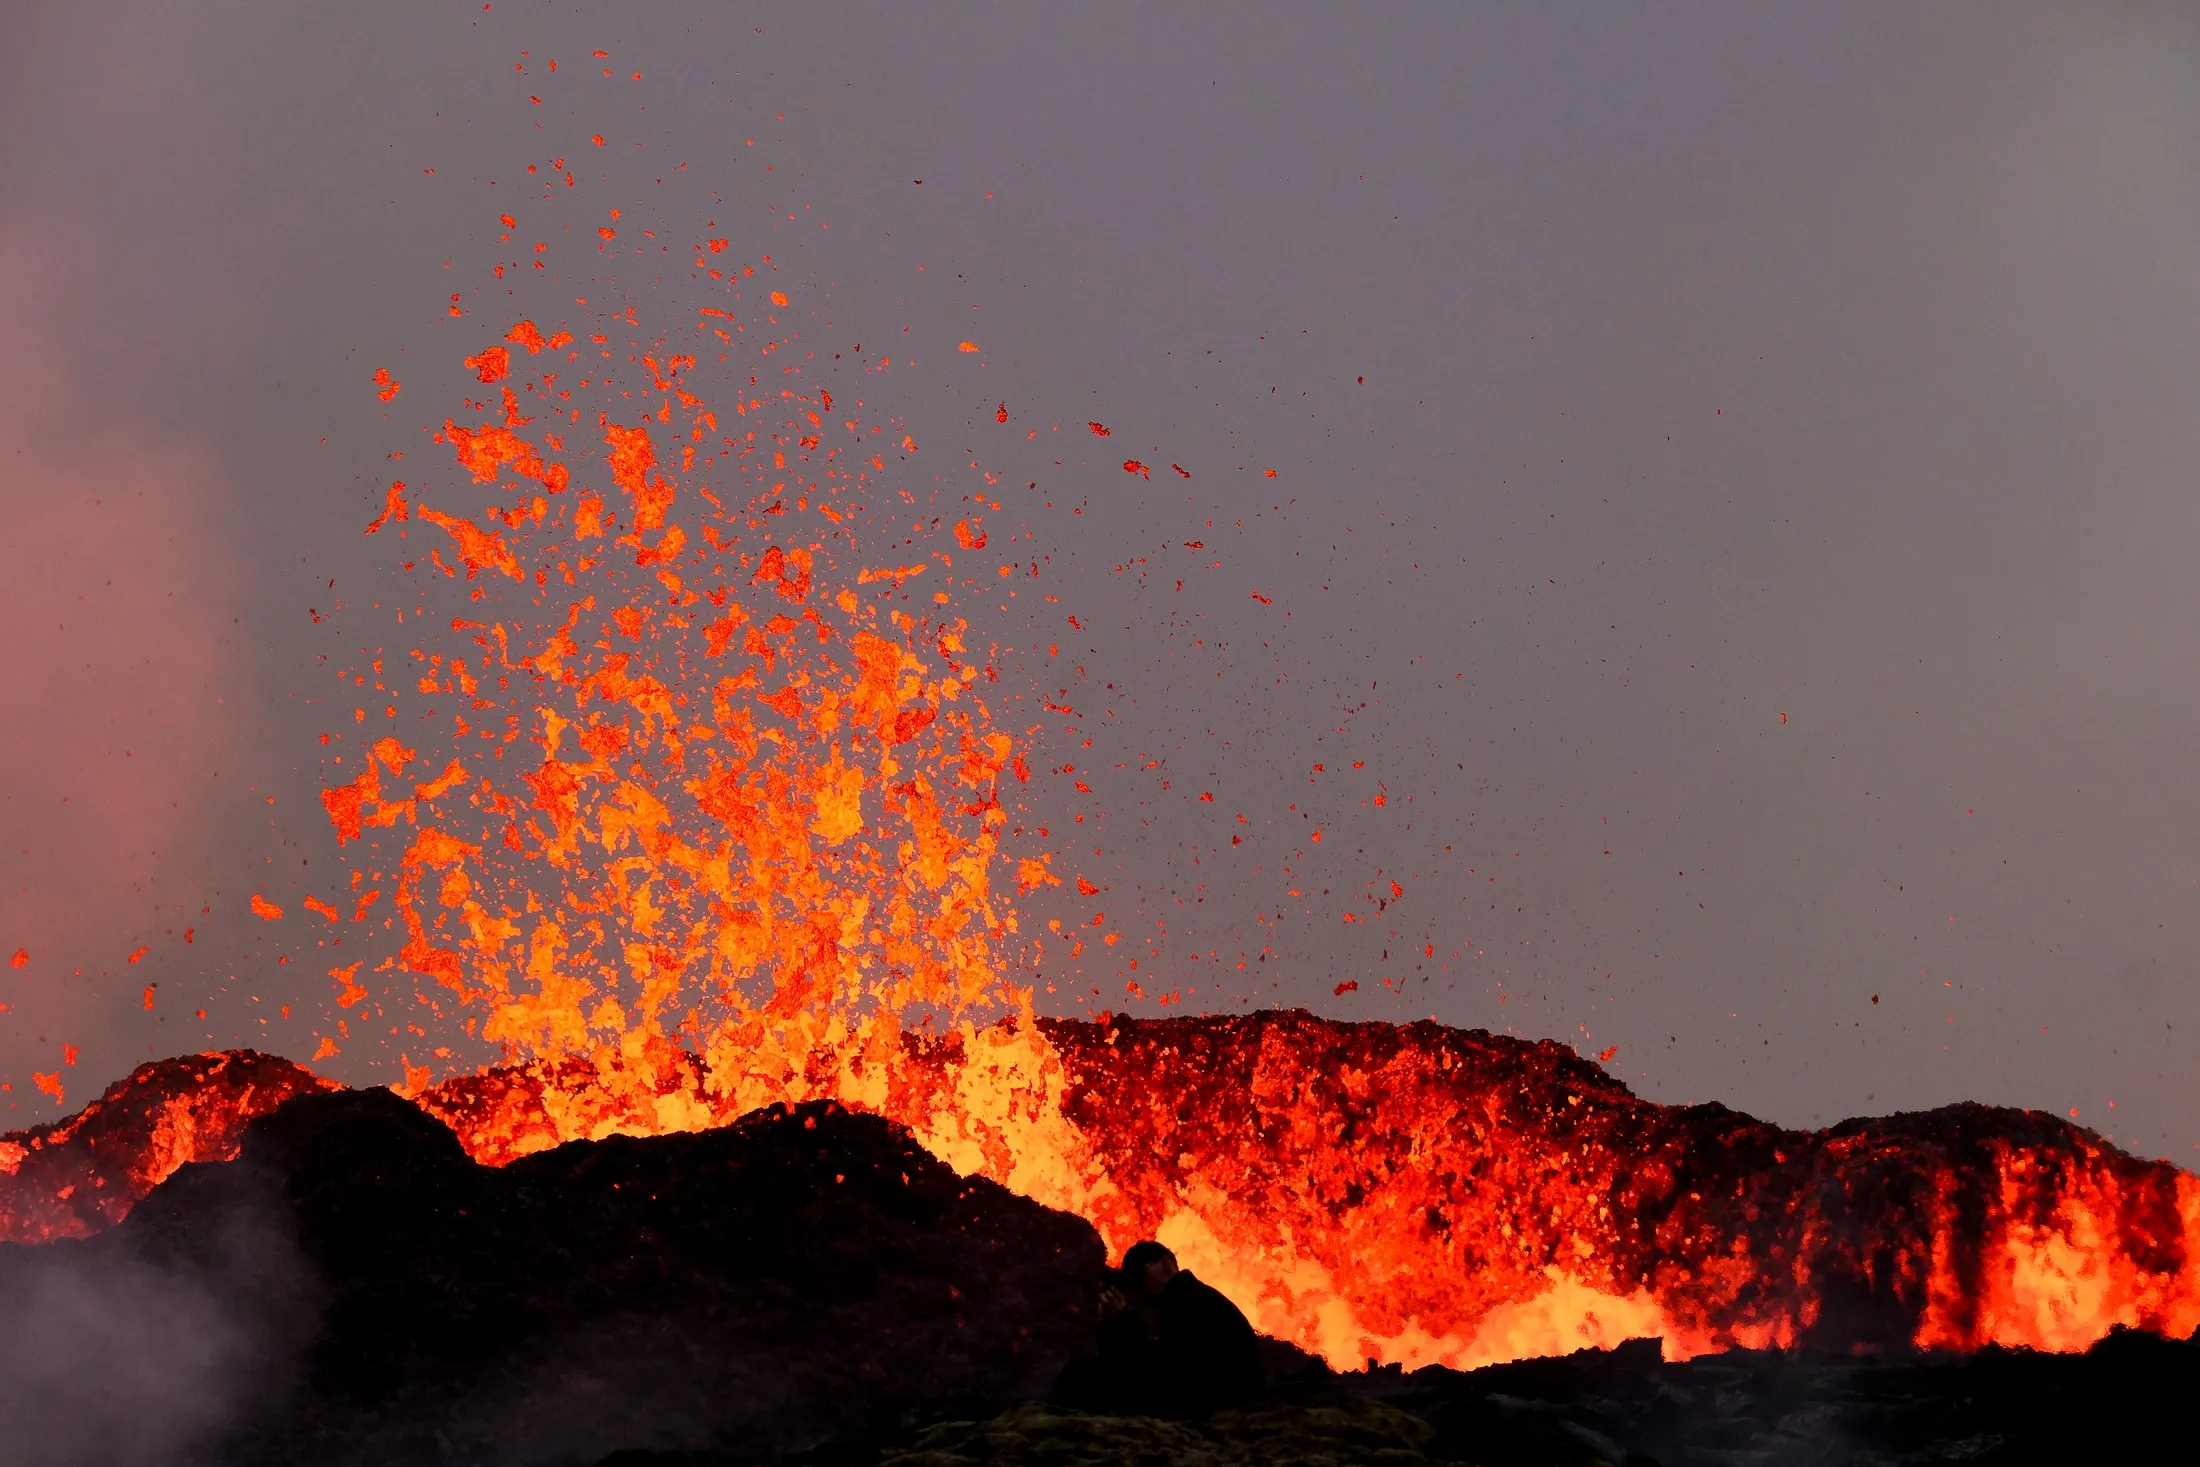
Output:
[4, 106, 2195, 1409]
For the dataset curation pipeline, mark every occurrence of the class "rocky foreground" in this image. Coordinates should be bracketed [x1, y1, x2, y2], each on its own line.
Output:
[0, 1082, 2192, 1466]
[803, 1328, 2200, 1467]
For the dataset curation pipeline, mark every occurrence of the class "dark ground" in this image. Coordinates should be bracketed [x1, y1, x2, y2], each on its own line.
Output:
[603, 1328, 2200, 1467]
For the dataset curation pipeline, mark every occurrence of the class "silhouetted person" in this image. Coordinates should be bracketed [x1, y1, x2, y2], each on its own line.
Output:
[1052, 1241, 1264, 1416]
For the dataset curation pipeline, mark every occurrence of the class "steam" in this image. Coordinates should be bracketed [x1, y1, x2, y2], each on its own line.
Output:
[0, 1174, 308, 1467]
[0, 1253, 231, 1465]
[0, 229, 245, 1091]
[0, 1249, 256, 1465]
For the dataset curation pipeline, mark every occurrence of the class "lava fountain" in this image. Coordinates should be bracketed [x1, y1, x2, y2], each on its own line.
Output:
[3, 201, 2195, 1374]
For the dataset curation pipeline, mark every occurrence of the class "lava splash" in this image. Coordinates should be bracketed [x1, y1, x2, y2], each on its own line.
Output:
[325, 302, 1039, 1150]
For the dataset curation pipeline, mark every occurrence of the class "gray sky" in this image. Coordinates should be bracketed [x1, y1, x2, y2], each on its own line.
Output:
[3, 2, 2198, 1160]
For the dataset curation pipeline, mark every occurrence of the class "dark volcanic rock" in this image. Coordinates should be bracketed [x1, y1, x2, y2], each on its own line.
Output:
[872, 1398, 1440, 1467]
[103, 1088, 1105, 1466]
[1348, 1325, 2200, 1466]
[601, 1327, 2200, 1467]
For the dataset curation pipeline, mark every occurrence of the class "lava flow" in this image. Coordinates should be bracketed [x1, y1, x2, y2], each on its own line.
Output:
[5, 224, 2195, 1375]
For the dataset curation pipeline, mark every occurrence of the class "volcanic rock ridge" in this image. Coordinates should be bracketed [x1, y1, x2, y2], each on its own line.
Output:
[0, 1072, 2192, 1467]
[6, 1012, 2194, 1364]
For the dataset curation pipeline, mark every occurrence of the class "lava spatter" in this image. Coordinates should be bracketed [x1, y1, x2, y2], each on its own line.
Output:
[321, 268, 1089, 1221]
